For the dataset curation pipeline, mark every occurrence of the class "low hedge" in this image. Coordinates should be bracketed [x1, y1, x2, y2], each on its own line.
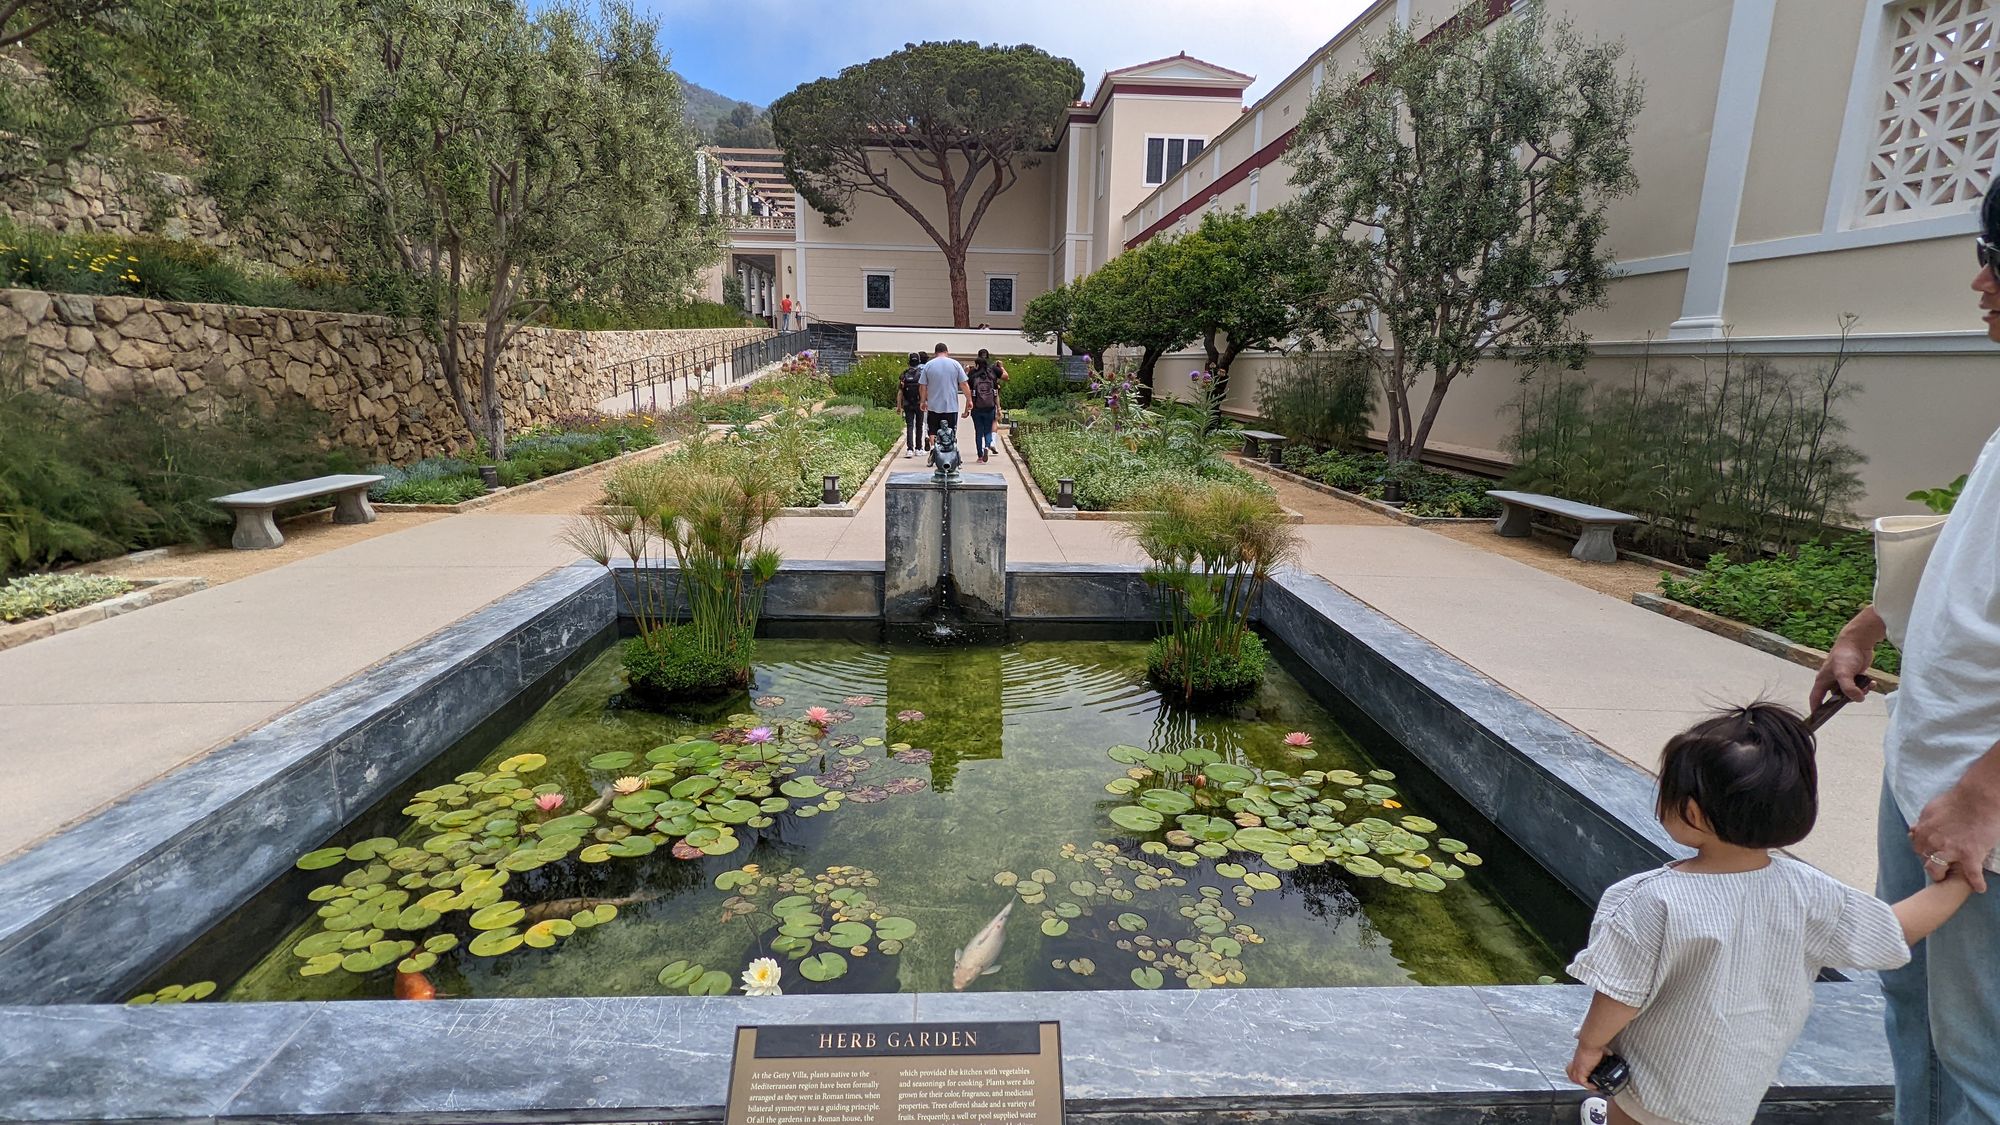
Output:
[1281, 447, 1500, 519]
[0, 573, 135, 623]
[1659, 535, 1899, 674]
[367, 412, 670, 504]
[1014, 425, 1262, 511]
[832, 354, 1068, 411]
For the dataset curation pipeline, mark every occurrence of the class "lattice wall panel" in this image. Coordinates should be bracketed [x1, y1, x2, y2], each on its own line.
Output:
[1861, 0, 2000, 222]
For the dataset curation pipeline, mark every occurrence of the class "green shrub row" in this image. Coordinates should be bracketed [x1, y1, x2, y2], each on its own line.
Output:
[0, 572, 135, 623]
[366, 412, 672, 504]
[1658, 536, 1899, 674]
[2, 219, 745, 328]
[830, 354, 1068, 411]
[658, 407, 902, 507]
[1279, 447, 1500, 519]
[1014, 425, 1262, 512]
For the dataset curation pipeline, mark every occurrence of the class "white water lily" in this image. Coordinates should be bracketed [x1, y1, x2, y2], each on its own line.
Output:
[741, 957, 783, 997]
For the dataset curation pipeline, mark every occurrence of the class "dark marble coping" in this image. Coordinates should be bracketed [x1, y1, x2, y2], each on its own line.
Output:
[0, 981, 1886, 1124]
[0, 564, 616, 1004]
[885, 470, 1008, 492]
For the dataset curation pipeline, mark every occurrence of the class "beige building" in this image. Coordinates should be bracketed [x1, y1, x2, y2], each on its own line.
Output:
[755, 1, 2000, 514]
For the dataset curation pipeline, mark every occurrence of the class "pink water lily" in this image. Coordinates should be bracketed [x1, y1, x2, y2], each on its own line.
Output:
[1284, 732, 1313, 747]
[805, 706, 833, 725]
[744, 726, 773, 744]
[534, 793, 565, 812]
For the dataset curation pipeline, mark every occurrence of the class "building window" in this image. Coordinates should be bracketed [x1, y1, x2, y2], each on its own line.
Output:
[863, 272, 893, 311]
[1145, 136, 1207, 185]
[1858, 0, 2000, 224]
[986, 275, 1016, 315]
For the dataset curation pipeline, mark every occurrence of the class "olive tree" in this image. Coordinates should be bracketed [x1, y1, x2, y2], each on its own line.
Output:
[771, 41, 1082, 327]
[306, 0, 714, 457]
[1285, 6, 1643, 463]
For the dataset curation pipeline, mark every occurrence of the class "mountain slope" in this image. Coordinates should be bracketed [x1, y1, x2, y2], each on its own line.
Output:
[681, 79, 761, 137]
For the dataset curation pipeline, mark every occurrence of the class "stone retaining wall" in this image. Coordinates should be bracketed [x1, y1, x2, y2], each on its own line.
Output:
[2, 288, 770, 462]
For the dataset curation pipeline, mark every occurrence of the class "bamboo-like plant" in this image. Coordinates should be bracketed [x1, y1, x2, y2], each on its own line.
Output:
[1124, 482, 1301, 705]
[564, 459, 783, 700]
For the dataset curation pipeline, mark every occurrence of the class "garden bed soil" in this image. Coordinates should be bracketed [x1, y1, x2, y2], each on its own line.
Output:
[0, 577, 208, 652]
[1004, 437, 1304, 524]
[1632, 591, 1897, 694]
[773, 442, 902, 517]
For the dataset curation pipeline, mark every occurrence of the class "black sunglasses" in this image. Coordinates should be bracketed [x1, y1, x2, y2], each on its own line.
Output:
[1978, 236, 2000, 271]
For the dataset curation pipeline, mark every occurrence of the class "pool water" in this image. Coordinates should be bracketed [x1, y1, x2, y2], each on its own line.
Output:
[186, 634, 1580, 1002]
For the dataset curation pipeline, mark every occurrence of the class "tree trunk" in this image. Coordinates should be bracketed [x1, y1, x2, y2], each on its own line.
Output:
[1215, 339, 1246, 406]
[945, 244, 971, 328]
[1406, 369, 1457, 464]
[1135, 347, 1164, 405]
[481, 310, 508, 460]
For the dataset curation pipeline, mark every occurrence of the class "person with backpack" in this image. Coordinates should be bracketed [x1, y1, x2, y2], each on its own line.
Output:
[967, 349, 1008, 464]
[897, 352, 925, 458]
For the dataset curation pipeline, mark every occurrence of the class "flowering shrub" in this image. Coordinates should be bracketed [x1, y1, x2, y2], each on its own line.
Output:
[1085, 368, 1147, 432]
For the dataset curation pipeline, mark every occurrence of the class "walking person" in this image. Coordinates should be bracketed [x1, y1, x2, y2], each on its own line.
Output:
[918, 343, 969, 449]
[779, 294, 796, 332]
[1811, 178, 2000, 1125]
[967, 349, 1007, 464]
[898, 352, 925, 458]
[1565, 704, 1968, 1125]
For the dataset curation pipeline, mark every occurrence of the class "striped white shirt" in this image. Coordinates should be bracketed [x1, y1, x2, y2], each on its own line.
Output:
[1566, 857, 1909, 1125]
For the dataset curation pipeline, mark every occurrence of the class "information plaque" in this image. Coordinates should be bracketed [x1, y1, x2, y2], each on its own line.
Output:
[724, 1021, 1063, 1125]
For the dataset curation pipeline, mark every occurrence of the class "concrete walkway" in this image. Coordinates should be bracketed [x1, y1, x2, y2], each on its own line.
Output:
[0, 431, 1888, 890]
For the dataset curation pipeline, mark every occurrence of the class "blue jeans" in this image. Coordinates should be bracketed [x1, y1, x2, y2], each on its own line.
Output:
[1877, 783, 2000, 1125]
[971, 408, 996, 456]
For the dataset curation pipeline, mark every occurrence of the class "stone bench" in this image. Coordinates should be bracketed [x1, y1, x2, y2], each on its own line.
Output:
[1486, 490, 1638, 563]
[1238, 430, 1287, 464]
[212, 474, 385, 550]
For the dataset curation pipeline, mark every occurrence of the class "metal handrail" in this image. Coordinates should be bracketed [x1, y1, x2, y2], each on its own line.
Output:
[600, 329, 780, 413]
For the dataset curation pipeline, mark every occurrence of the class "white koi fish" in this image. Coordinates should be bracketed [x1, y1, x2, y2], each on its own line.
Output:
[951, 900, 1014, 990]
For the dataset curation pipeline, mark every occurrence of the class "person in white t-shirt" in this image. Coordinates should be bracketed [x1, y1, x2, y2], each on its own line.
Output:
[1566, 705, 1968, 1125]
[1812, 179, 2000, 1125]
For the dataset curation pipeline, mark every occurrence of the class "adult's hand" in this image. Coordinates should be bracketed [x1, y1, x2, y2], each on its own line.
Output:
[1566, 1044, 1606, 1091]
[1909, 751, 2000, 892]
[1811, 606, 1886, 708]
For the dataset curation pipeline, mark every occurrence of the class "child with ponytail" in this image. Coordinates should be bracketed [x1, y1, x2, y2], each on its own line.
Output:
[1565, 703, 1973, 1125]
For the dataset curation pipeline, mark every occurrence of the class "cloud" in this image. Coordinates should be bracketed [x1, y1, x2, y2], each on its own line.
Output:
[649, 0, 1373, 106]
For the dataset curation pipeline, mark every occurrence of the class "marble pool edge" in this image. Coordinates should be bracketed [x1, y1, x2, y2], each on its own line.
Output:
[0, 561, 1890, 1124]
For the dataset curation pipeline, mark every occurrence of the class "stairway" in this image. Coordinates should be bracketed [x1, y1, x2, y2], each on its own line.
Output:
[807, 321, 858, 375]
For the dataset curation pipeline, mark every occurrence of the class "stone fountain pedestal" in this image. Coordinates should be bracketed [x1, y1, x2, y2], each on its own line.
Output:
[883, 471, 1006, 623]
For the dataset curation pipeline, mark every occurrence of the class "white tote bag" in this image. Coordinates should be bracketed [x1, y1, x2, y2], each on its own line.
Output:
[1873, 514, 1948, 650]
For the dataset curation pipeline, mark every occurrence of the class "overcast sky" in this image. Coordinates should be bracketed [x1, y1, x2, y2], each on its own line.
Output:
[645, 0, 1374, 108]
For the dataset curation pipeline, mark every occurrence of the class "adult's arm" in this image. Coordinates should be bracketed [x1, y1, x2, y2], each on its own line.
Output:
[959, 374, 972, 417]
[920, 373, 930, 413]
[1910, 741, 2000, 893]
[1811, 605, 1886, 708]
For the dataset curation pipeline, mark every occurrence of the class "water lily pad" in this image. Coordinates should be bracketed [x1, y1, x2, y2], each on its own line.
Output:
[296, 847, 348, 871]
[827, 921, 872, 947]
[1130, 966, 1164, 989]
[424, 934, 459, 954]
[469, 902, 524, 930]
[690, 969, 732, 995]
[1399, 815, 1439, 833]
[1341, 856, 1385, 878]
[1457, 851, 1483, 866]
[876, 916, 917, 940]
[1410, 871, 1447, 892]
[1214, 862, 1247, 879]
[1107, 745, 1148, 764]
[1242, 872, 1281, 891]
[1139, 789, 1195, 815]
[586, 751, 637, 771]
[1041, 917, 1069, 936]
[715, 869, 758, 891]
[498, 753, 547, 773]
[1116, 913, 1147, 931]
[780, 778, 827, 799]
[1437, 838, 1467, 854]
[539, 814, 598, 834]
[658, 960, 703, 989]
[1231, 827, 1289, 852]
[299, 953, 343, 977]
[1203, 763, 1254, 786]
[1013, 880, 1043, 897]
[1210, 936, 1242, 958]
[1109, 806, 1164, 832]
[291, 931, 347, 958]
[344, 837, 400, 862]
[799, 952, 848, 982]
[1104, 778, 1141, 795]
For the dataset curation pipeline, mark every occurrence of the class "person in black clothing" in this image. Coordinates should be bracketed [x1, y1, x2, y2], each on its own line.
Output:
[898, 352, 925, 458]
[966, 349, 1007, 463]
